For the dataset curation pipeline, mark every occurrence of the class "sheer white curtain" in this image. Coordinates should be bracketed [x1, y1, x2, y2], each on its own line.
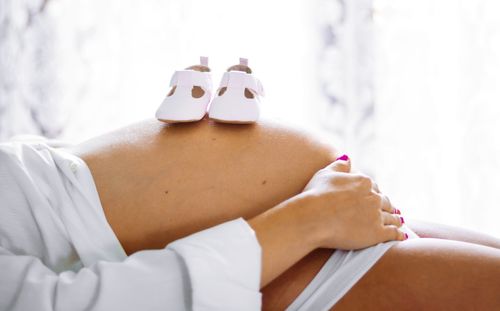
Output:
[311, 0, 500, 237]
[0, 0, 319, 142]
[311, 0, 376, 176]
[0, 0, 65, 139]
[373, 0, 500, 237]
[2, 0, 500, 237]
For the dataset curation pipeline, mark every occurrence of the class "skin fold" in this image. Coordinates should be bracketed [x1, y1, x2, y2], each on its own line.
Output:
[68, 117, 500, 310]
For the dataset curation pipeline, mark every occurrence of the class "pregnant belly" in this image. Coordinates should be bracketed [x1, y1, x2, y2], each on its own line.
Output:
[70, 118, 340, 309]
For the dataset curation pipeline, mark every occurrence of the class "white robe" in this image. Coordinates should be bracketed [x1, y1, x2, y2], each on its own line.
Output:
[0, 141, 262, 310]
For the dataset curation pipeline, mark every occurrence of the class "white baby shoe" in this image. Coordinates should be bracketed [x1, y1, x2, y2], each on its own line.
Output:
[208, 58, 264, 124]
[156, 57, 213, 123]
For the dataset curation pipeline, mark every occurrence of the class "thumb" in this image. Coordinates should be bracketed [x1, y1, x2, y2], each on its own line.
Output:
[326, 154, 351, 173]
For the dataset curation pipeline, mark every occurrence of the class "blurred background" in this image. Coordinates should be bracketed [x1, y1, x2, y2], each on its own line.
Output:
[1, 0, 500, 236]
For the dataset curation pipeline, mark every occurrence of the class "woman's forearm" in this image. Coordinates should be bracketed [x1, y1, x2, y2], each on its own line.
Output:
[248, 194, 319, 288]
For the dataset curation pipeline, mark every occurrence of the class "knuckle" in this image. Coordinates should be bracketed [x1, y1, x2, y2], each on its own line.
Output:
[354, 173, 373, 189]
[367, 193, 381, 207]
[326, 174, 339, 186]
[362, 177, 373, 189]
[327, 172, 348, 185]
[328, 179, 338, 187]
[383, 193, 392, 203]
[380, 194, 391, 208]
[351, 173, 365, 180]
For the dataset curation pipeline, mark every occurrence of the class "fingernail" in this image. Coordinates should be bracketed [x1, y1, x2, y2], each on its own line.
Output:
[393, 208, 401, 215]
[336, 154, 349, 161]
[400, 217, 405, 224]
[404, 233, 409, 240]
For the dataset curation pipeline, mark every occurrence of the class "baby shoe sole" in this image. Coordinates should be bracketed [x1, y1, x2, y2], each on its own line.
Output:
[208, 117, 256, 124]
[158, 118, 204, 123]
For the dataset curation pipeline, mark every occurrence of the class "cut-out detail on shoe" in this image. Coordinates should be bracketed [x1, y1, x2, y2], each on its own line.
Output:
[192, 86, 205, 98]
[216, 87, 252, 98]
[244, 88, 254, 99]
[167, 86, 176, 97]
[218, 87, 227, 96]
[168, 85, 206, 98]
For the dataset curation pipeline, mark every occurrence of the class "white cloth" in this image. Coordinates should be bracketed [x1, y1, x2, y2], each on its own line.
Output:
[0, 141, 262, 311]
[287, 225, 419, 310]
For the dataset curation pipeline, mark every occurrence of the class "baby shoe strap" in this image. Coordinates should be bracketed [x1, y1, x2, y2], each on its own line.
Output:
[200, 56, 209, 67]
[170, 70, 213, 92]
[219, 71, 265, 96]
[239, 57, 248, 66]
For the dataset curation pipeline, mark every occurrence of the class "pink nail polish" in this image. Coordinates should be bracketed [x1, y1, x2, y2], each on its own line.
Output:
[400, 217, 405, 224]
[336, 154, 349, 161]
[404, 233, 409, 240]
[393, 208, 401, 215]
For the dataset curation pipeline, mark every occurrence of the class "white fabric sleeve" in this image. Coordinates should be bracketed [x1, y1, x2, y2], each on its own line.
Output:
[0, 218, 262, 311]
[167, 217, 262, 310]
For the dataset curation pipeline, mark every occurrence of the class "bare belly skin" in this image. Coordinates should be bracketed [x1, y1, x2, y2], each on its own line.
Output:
[69, 118, 500, 310]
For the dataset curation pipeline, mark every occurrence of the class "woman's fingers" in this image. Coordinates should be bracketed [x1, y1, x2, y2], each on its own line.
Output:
[376, 193, 402, 215]
[379, 196, 407, 242]
[326, 155, 351, 173]
[382, 211, 404, 227]
[378, 193, 396, 214]
[381, 225, 408, 242]
[371, 181, 404, 214]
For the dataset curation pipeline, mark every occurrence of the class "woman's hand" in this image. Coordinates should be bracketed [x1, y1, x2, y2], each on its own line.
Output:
[248, 154, 406, 287]
[300, 155, 407, 250]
